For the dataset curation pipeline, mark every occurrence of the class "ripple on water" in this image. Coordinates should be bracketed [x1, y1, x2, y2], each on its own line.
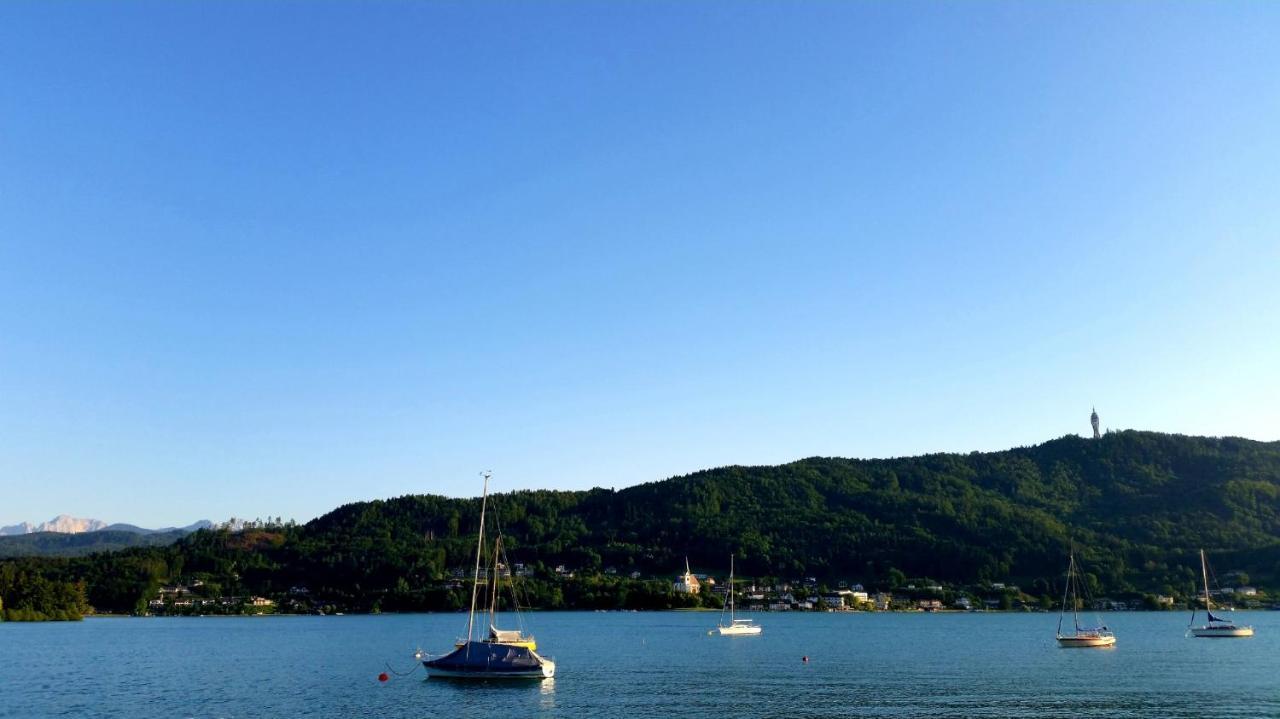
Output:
[1, 612, 1277, 718]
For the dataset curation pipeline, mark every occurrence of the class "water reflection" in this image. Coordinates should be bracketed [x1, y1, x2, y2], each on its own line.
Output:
[538, 677, 556, 711]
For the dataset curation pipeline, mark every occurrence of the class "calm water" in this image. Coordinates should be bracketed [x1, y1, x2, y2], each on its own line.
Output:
[2, 611, 1277, 718]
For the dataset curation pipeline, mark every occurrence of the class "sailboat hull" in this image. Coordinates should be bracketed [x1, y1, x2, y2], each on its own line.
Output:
[424, 662, 556, 679]
[716, 624, 762, 636]
[1191, 626, 1254, 638]
[423, 641, 556, 679]
[1056, 634, 1116, 648]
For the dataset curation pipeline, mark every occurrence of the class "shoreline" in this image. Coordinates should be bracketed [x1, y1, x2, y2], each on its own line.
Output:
[76, 607, 1236, 620]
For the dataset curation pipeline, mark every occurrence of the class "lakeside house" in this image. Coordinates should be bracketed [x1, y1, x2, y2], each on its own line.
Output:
[821, 589, 869, 609]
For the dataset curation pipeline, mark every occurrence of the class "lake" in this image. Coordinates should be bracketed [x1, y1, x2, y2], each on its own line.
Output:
[2, 610, 1277, 718]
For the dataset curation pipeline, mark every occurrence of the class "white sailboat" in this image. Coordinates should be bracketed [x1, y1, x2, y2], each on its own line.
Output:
[1189, 549, 1253, 638]
[422, 472, 556, 678]
[715, 554, 761, 636]
[1055, 551, 1115, 648]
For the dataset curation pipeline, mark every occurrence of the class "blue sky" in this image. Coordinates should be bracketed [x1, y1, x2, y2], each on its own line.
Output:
[2, 2, 1278, 527]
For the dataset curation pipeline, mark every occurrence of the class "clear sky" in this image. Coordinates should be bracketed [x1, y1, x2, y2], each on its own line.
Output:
[1, 2, 1277, 528]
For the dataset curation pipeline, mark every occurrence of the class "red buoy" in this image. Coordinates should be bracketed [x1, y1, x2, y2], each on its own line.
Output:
[378, 672, 389, 682]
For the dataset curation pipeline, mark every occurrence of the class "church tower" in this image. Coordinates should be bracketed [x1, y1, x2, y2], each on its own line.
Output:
[1091, 407, 1100, 439]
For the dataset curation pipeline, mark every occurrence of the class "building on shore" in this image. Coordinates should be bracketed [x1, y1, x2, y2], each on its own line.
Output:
[673, 557, 701, 594]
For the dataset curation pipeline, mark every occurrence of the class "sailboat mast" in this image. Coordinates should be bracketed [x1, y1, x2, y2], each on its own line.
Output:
[1057, 554, 1070, 637]
[465, 472, 491, 644]
[1201, 549, 1211, 614]
[729, 554, 735, 620]
[1070, 554, 1081, 632]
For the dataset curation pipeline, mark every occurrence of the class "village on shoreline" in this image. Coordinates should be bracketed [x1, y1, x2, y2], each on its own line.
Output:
[135, 560, 1275, 618]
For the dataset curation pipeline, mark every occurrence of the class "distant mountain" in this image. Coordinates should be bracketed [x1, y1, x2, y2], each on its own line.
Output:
[0, 529, 191, 558]
[176, 520, 215, 533]
[102, 520, 214, 535]
[0, 517, 215, 557]
[0, 516, 212, 537]
[0, 515, 109, 536]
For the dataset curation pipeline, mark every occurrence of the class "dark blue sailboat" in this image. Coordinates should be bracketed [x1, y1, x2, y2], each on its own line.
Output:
[422, 473, 556, 679]
[423, 639, 551, 678]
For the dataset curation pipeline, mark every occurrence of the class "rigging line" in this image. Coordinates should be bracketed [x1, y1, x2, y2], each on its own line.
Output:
[499, 534, 528, 630]
[489, 494, 510, 627]
[1206, 553, 1226, 599]
[489, 534, 501, 630]
[490, 493, 531, 634]
[384, 660, 422, 677]
[1057, 555, 1070, 637]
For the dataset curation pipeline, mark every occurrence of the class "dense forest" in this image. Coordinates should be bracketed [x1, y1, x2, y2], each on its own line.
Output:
[0, 563, 90, 621]
[3, 431, 1279, 619]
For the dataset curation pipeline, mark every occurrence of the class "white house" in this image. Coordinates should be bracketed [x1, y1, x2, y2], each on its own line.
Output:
[824, 589, 868, 608]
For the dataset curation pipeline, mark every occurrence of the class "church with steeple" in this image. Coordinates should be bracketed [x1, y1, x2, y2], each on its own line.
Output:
[673, 557, 701, 594]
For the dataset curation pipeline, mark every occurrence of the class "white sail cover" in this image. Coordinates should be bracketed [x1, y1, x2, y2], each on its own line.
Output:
[490, 627, 524, 643]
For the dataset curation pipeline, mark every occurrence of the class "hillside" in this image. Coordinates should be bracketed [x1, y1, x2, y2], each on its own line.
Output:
[0, 529, 191, 558]
[291, 430, 1280, 596]
[4, 430, 1279, 616]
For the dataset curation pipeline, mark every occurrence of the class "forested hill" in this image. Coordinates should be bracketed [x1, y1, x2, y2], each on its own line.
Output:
[302, 430, 1280, 591]
[4, 430, 1280, 617]
[0, 529, 189, 558]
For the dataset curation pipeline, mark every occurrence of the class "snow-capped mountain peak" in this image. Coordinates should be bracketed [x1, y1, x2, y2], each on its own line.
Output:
[0, 515, 211, 536]
[0, 521, 37, 536]
[1, 515, 110, 535]
[37, 514, 110, 534]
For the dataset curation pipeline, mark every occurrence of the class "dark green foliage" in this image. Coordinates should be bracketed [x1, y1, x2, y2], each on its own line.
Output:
[3, 431, 1279, 615]
[0, 560, 90, 620]
[0, 529, 188, 558]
